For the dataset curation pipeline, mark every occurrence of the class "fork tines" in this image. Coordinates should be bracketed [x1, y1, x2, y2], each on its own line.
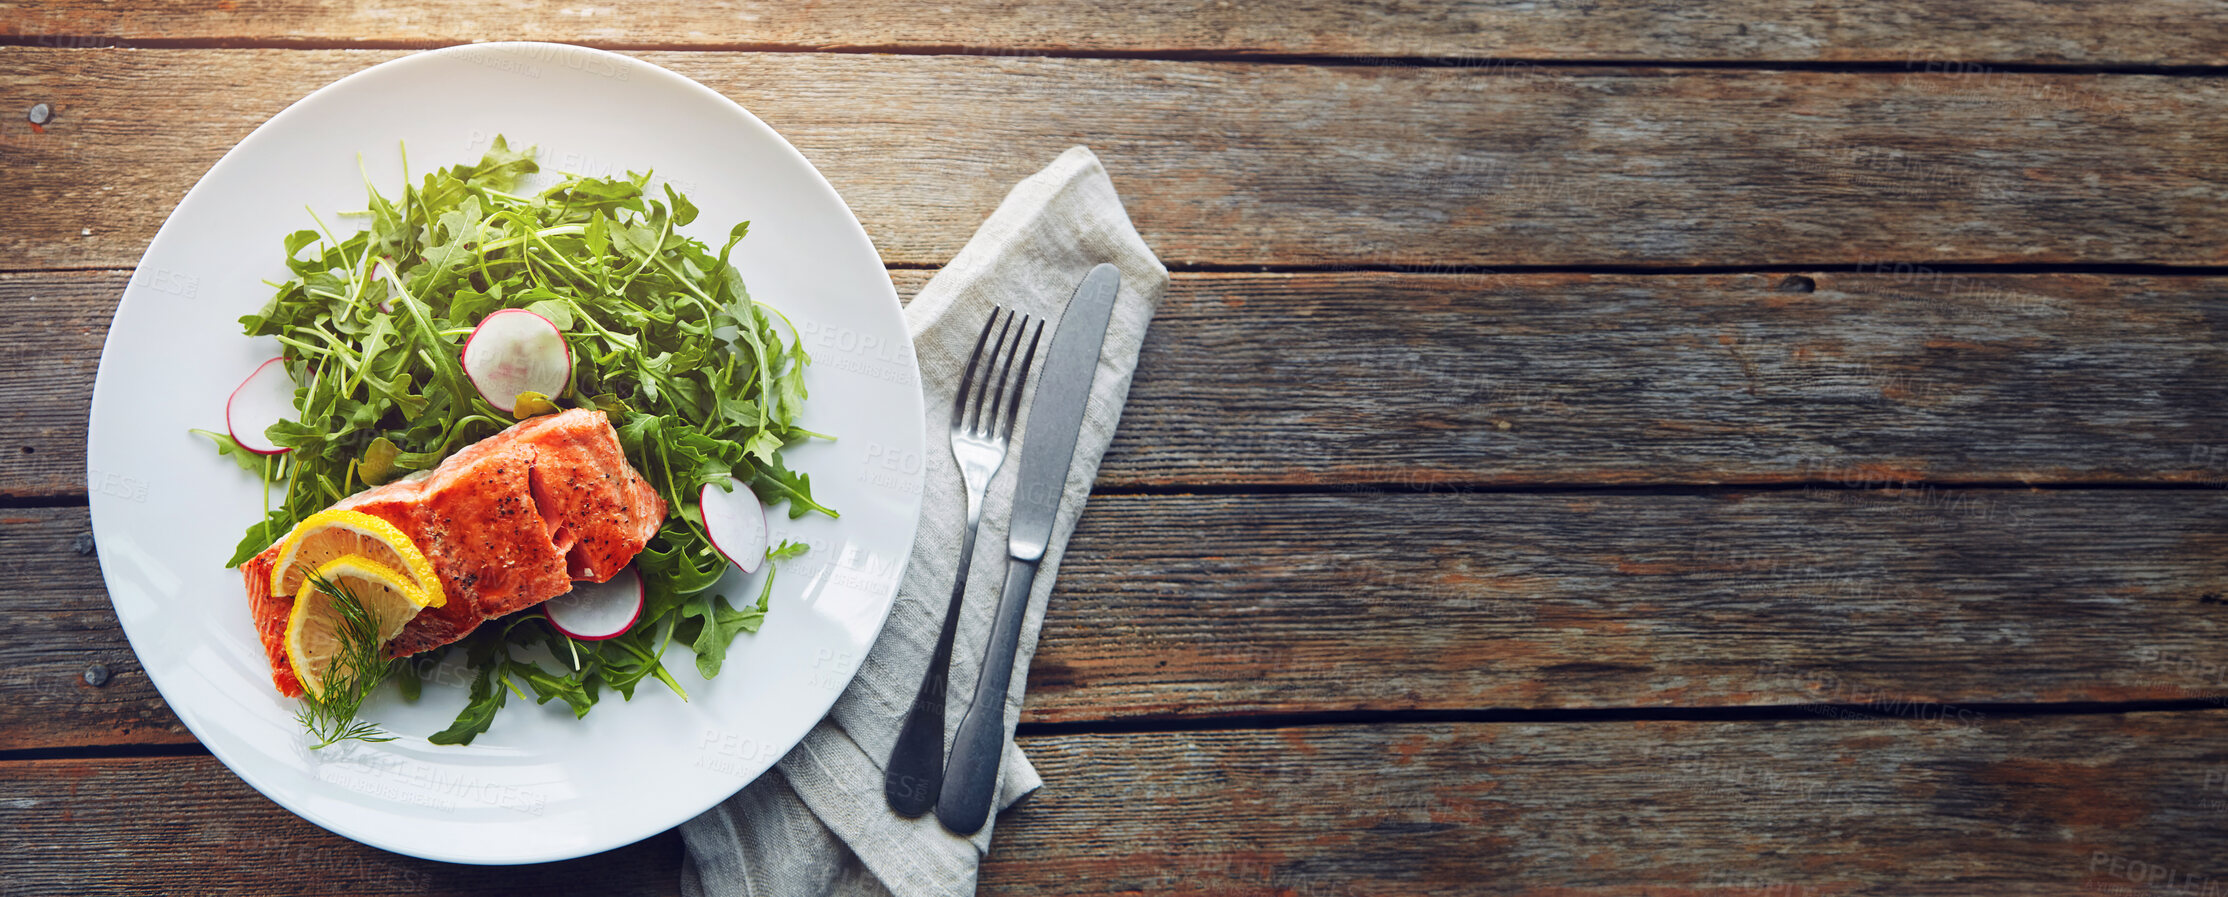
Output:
[954, 307, 1044, 441]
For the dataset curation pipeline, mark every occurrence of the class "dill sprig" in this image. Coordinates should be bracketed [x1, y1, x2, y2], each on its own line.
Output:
[295, 569, 398, 750]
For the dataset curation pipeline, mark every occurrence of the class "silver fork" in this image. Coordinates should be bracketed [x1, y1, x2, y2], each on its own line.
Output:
[886, 306, 1043, 817]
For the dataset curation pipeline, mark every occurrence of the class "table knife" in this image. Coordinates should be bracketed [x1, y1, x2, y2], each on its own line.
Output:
[936, 262, 1121, 835]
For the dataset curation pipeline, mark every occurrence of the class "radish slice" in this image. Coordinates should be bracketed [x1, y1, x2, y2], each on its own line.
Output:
[700, 478, 768, 574]
[226, 357, 296, 455]
[461, 309, 571, 413]
[544, 568, 644, 641]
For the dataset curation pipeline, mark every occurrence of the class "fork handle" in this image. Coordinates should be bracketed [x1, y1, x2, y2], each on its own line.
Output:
[937, 555, 1038, 835]
[884, 523, 980, 816]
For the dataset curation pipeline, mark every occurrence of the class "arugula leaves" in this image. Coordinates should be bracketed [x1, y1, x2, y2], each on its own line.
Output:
[205, 137, 834, 744]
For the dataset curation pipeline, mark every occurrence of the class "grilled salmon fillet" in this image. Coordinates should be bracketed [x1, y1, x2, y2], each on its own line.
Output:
[244, 409, 666, 697]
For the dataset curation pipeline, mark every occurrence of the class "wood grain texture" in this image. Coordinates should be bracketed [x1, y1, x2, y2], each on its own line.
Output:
[9, 269, 2228, 497]
[3, 49, 2225, 271]
[4, 714, 2223, 894]
[979, 715, 2228, 896]
[10, 488, 2225, 747]
[0, 271, 110, 499]
[0, 507, 188, 749]
[2, 12, 2219, 893]
[1036, 490, 2228, 721]
[1112, 269, 2228, 488]
[6, 1, 2226, 66]
[0, 754, 683, 896]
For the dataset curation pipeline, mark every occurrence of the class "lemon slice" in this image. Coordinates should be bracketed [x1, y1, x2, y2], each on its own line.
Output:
[284, 555, 433, 699]
[269, 509, 444, 609]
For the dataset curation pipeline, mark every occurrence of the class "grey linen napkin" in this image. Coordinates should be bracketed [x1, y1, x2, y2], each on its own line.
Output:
[681, 146, 1166, 897]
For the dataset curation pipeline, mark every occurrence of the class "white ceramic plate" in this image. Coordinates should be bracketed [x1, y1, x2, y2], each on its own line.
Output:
[86, 43, 925, 864]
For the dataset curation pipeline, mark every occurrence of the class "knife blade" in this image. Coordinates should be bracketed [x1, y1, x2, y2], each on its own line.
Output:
[936, 262, 1121, 834]
[1005, 262, 1121, 564]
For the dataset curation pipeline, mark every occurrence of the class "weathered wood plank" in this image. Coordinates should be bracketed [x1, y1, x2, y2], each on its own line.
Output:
[0, 271, 110, 501]
[981, 715, 2228, 895]
[0, 754, 683, 895]
[5, 714, 2223, 894]
[10, 488, 2224, 747]
[6, 1, 2225, 66]
[0, 507, 187, 749]
[11, 269, 2228, 498]
[1036, 490, 2228, 721]
[4, 49, 2224, 270]
[1114, 269, 2228, 488]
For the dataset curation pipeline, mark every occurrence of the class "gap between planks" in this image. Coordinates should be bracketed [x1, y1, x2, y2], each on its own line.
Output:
[5, 0, 2228, 68]
[9, 37, 2228, 77]
[9, 699, 2228, 765]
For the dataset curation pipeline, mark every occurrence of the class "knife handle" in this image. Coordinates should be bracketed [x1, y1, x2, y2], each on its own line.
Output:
[937, 556, 1038, 835]
[884, 552, 975, 816]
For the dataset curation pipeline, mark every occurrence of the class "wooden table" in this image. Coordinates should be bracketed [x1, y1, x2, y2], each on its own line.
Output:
[5, 3, 2226, 893]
